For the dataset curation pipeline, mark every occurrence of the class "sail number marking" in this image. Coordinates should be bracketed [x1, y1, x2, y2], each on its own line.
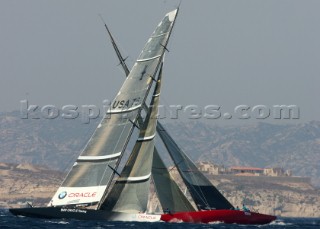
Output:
[112, 97, 141, 110]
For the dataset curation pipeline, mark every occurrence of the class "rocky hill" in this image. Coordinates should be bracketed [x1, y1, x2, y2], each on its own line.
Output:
[1, 162, 319, 217]
[0, 111, 320, 187]
[211, 175, 320, 217]
[164, 121, 320, 187]
[0, 163, 63, 208]
[0, 111, 99, 172]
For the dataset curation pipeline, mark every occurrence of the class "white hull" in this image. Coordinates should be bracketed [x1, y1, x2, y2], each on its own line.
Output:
[105, 212, 161, 222]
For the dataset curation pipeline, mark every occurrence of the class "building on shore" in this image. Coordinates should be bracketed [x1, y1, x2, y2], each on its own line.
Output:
[196, 161, 292, 177]
[230, 166, 264, 176]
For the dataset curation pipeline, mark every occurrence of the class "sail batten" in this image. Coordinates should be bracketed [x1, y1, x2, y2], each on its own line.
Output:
[137, 133, 156, 141]
[151, 32, 169, 38]
[152, 93, 161, 97]
[117, 173, 152, 182]
[77, 153, 121, 161]
[107, 104, 142, 114]
[137, 55, 161, 62]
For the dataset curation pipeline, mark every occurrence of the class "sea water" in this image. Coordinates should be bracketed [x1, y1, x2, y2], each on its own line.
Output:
[1, 209, 319, 229]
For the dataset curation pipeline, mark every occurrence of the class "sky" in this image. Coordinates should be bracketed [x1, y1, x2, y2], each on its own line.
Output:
[1, 0, 319, 125]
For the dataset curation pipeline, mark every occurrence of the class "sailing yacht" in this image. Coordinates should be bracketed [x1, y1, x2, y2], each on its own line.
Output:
[9, 8, 178, 222]
[10, 8, 276, 224]
[156, 123, 276, 224]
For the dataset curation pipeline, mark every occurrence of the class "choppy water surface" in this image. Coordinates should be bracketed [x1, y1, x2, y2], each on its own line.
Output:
[1, 209, 319, 229]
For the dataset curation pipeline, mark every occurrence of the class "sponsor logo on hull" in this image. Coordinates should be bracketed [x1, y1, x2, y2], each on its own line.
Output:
[67, 192, 96, 198]
[58, 191, 67, 199]
[51, 186, 106, 206]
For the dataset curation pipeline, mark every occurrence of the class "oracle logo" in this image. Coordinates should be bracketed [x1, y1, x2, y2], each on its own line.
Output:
[67, 192, 97, 198]
[138, 214, 156, 220]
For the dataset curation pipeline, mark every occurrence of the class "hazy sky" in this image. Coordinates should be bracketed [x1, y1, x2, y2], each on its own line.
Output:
[1, 0, 319, 124]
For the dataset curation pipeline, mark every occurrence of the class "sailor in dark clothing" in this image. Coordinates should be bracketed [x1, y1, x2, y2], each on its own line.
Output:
[242, 204, 250, 212]
[164, 208, 171, 214]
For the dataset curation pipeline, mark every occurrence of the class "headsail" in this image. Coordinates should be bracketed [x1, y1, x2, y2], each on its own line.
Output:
[152, 147, 195, 213]
[50, 9, 179, 207]
[156, 122, 234, 210]
[101, 63, 163, 213]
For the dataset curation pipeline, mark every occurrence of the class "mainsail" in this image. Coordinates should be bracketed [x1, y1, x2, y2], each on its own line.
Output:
[101, 63, 162, 213]
[50, 9, 179, 207]
[156, 122, 234, 210]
